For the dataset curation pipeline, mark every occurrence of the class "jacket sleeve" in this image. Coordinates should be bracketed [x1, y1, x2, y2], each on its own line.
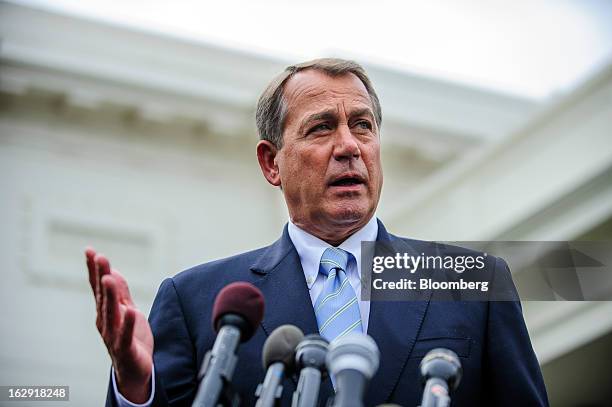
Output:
[484, 257, 549, 406]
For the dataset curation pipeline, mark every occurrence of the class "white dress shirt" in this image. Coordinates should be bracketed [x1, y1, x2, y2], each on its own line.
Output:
[287, 216, 377, 334]
[113, 216, 378, 406]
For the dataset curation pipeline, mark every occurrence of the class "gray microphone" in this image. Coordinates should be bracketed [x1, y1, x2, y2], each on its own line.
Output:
[326, 333, 380, 407]
[291, 334, 329, 407]
[419, 348, 462, 407]
[255, 325, 304, 407]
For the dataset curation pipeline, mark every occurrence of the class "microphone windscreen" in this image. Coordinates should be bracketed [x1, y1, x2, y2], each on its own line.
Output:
[262, 325, 304, 370]
[212, 282, 265, 340]
[420, 348, 462, 390]
[295, 334, 329, 373]
[326, 332, 380, 379]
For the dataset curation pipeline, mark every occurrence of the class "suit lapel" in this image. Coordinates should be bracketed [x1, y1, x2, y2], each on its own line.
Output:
[249, 225, 334, 402]
[250, 224, 319, 336]
[364, 221, 432, 406]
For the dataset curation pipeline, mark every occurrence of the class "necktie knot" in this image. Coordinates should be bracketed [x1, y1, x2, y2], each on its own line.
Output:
[319, 247, 350, 276]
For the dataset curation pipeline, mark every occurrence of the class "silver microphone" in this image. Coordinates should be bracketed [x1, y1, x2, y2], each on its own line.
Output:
[291, 334, 328, 407]
[326, 333, 380, 407]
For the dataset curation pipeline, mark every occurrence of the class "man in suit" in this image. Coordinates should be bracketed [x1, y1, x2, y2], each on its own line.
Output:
[86, 58, 549, 406]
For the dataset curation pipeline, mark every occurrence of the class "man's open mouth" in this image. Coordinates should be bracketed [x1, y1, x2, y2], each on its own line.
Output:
[329, 176, 365, 187]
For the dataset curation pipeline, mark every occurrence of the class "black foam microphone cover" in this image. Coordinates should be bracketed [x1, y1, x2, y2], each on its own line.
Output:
[262, 324, 304, 371]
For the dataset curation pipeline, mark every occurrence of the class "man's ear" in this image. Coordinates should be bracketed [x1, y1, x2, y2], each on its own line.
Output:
[256, 140, 282, 187]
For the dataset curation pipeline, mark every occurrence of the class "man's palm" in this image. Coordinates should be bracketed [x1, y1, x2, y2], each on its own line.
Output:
[86, 248, 154, 403]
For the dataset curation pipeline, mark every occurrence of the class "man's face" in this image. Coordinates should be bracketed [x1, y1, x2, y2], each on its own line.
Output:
[271, 69, 383, 243]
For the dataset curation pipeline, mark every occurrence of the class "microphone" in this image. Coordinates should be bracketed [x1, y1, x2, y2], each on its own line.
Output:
[291, 334, 329, 407]
[255, 325, 304, 407]
[419, 348, 462, 407]
[192, 282, 265, 407]
[326, 333, 380, 407]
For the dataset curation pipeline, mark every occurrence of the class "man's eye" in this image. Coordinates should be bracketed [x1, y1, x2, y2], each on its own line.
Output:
[309, 123, 331, 133]
[355, 121, 372, 130]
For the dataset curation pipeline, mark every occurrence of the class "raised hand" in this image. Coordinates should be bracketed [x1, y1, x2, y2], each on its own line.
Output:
[86, 248, 154, 404]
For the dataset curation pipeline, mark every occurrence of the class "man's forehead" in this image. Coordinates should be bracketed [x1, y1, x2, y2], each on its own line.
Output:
[283, 69, 373, 115]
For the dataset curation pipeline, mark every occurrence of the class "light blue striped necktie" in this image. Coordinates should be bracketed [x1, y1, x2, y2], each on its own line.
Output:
[314, 247, 363, 342]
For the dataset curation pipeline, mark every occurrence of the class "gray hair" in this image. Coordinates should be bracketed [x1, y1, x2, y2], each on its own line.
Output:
[255, 58, 382, 149]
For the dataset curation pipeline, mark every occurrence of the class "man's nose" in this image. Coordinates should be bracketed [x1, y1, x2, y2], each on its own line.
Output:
[332, 124, 361, 161]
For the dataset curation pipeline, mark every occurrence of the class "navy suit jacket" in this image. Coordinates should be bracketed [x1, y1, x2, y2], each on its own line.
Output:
[106, 220, 548, 406]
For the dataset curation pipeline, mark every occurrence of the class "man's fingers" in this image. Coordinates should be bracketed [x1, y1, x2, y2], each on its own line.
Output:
[95, 254, 111, 315]
[85, 247, 98, 296]
[86, 248, 103, 330]
[120, 307, 136, 351]
[88, 251, 138, 359]
[95, 254, 112, 278]
[101, 274, 121, 341]
[110, 269, 134, 306]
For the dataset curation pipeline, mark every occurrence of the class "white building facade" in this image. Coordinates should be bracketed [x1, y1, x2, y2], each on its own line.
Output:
[1, 3, 611, 405]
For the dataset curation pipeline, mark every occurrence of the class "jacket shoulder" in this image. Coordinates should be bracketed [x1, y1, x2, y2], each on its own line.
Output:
[171, 245, 269, 289]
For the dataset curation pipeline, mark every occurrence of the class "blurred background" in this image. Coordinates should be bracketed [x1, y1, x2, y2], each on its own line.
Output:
[1, 0, 611, 405]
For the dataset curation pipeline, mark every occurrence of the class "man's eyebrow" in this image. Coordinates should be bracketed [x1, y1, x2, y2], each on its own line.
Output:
[299, 109, 337, 133]
[298, 107, 375, 133]
[348, 107, 375, 121]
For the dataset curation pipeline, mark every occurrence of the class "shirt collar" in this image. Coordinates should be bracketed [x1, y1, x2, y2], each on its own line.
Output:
[288, 216, 379, 289]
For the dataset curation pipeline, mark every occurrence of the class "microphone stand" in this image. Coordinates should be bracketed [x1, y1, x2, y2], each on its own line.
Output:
[420, 377, 451, 407]
[196, 345, 241, 407]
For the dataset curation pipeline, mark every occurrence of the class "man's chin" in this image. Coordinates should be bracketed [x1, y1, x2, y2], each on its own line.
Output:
[326, 204, 372, 226]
